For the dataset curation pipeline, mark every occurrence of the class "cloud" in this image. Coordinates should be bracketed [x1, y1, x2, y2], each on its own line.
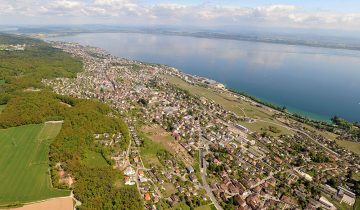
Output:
[1, 0, 360, 31]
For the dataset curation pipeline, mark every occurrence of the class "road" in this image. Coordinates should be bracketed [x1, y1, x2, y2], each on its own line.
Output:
[249, 172, 276, 189]
[128, 121, 163, 198]
[199, 148, 223, 210]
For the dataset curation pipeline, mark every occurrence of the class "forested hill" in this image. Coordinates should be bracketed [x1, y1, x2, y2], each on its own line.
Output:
[0, 34, 143, 209]
[0, 33, 42, 45]
[0, 33, 82, 95]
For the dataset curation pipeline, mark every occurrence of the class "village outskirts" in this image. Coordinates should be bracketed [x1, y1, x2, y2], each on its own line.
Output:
[43, 41, 360, 210]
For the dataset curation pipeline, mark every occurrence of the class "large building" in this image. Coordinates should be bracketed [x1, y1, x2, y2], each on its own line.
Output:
[337, 187, 356, 206]
[318, 196, 336, 210]
[235, 124, 249, 133]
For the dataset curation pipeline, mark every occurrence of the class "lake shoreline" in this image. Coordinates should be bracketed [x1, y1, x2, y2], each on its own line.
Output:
[45, 32, 360, 122]
[114, 57, 334, 124]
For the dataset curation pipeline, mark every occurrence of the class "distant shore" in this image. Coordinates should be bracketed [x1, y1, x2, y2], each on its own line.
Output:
[24, 29, 360, 52]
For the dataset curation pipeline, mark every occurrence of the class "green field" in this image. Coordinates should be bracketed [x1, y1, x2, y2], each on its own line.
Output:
[0, 123, 69, 206]
[354, 198, 360, 210]
[164, 75, 271, 119]
[0, 105, 5, 114]
[139, 131, 165, 168]
[83, 150, 109, 168]
[352, 172, 360, 181]
[195, 205, 214, 210]
[163, 182, 177, 197]
[241, 120, 293, 136]
[336, 140, 360, 155]
[165, 75, 293, 136]
[38, 122, 63, 140]
[172, 202, 191, 210]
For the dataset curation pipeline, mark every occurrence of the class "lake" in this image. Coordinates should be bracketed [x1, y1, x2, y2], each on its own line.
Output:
[47, 33, 360, 122]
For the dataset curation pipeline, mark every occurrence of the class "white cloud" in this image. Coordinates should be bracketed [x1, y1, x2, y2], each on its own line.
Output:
[1, 0, 360, 31]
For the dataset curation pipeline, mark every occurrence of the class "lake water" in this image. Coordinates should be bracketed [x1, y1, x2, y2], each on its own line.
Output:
[47, 33, 360, 122]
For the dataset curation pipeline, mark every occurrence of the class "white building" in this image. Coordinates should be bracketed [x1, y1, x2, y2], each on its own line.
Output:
[318, 196, 336, 210]
[338, 187, 356, 206]
[124, 166, 136, 176]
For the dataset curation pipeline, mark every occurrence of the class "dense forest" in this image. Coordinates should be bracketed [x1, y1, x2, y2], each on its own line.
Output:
[0, 34, 143, 209]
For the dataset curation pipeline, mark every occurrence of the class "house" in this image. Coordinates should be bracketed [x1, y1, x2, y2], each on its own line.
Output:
[138, 169, 145, 177]
[214, 159, 221, 166]
[273, 156, 283, 164]
[124, 176, 135, 185]
[281, 195, 298, 206]
[235, 124, 249, 133]
[186, 166, 194, 174]
[234, 195, 246, 207]
[124, 166, 136, 176]
[321, 184, 337, 195]
[189, 174, 197, 182]
[246, 194, 259, 209]
[139, 176, 148, 183]
[178, 187, 184, 193]
[144, 185, 150, 191]
[172, 131, 181, 140]
[228, 184, 239, 194]
[170, 194, 178, 203]
[144, 192, 151, 201]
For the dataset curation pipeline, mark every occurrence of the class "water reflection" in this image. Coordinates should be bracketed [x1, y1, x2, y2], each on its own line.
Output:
[47, 33, 360, 121]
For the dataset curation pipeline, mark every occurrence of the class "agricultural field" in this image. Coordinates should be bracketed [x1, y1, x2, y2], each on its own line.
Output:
[0, 123, 69, 206]
[38, 122, 63, 140]
[13, 196, 73, 210]
[336, 140, 360, 155]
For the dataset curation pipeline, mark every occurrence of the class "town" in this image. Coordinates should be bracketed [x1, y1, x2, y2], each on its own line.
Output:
[43, 42, 360, 210]
[0, 44, 26, 51]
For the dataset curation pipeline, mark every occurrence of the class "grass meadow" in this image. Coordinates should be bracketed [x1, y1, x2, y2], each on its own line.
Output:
[0, 105, 5, 114]
[336, 140, 360, 155]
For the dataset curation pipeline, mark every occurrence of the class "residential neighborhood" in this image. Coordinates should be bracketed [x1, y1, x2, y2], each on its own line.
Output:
[43, 42, 360, 210]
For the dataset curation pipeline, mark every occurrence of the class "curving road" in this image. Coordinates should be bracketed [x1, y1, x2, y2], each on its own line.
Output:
[199, 148, 223, 210]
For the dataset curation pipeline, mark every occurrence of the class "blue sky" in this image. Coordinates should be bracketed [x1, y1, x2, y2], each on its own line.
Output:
[1, 0, 360, 32]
